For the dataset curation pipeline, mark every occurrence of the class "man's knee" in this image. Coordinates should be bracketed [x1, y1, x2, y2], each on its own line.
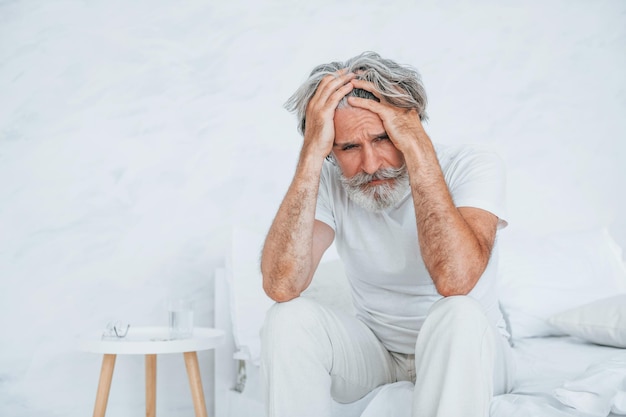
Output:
[419, 296, 490, 344]
[264, 297, 322, 328]
[429, 295, 487, 323]
[261, 297, 327, 350]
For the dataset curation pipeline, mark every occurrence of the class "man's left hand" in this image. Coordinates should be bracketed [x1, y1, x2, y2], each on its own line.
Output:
[347, 78, 431, 156]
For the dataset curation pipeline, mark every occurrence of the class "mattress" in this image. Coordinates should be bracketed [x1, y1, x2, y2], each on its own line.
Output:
[491, 336, 625, 417]
[220, 335, 625, 417]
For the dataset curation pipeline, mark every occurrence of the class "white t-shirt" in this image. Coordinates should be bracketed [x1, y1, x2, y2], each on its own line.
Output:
[315, 144, 509, 354]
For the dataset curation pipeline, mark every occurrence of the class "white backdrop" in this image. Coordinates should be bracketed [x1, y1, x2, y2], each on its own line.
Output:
[1, 0, 625, 416]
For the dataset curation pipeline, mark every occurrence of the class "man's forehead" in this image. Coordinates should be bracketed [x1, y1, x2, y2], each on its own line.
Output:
[334, 107, 385, 137]
[335, 107, 384, 132]
[334, 106, 378, 117]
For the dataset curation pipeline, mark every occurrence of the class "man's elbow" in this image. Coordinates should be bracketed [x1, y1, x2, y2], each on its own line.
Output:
[262, 277, 301, 303]
[434, 276, 477, 297]
[437, 285, 472, 297]
[261, 258, 310, 302]
[267, 291, 300, 303]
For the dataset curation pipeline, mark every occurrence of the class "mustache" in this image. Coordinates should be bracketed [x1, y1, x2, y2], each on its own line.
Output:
[341, 165, 407, 188]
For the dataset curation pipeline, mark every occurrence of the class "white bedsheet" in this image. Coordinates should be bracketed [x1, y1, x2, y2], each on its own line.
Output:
[512, 337, 620, 393]
[496, 337, 625, 417]
[555, 354, 626, 416]
[220, 335, 625, 417]
[359, 337, 625, 417]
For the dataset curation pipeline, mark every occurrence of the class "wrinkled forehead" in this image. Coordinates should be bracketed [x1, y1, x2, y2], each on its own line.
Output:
[334, 107, 385, 140]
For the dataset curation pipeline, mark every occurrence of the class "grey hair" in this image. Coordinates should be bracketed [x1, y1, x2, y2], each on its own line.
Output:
[284, 51, 428, 136]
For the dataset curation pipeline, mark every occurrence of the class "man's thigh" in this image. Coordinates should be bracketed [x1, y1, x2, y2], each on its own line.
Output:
[291, 297, 398, 403]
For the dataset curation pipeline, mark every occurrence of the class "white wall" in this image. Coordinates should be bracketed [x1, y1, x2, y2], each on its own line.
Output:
[1, 0, 624, 415]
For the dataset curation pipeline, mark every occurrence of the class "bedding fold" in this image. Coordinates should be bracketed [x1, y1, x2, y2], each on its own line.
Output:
[554, 352, 626, 416]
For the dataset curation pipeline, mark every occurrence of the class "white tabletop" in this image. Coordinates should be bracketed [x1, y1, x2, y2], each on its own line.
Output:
[79, 326, 225, 355]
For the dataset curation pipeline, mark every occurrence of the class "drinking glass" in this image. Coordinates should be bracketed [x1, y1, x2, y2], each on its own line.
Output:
[168, 299, 194, 339]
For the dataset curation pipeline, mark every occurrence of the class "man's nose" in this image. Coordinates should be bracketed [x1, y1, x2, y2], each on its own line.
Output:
[361, 145, 382, 175]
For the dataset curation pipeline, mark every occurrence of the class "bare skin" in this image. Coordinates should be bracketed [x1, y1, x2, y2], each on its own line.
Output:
[262, 72, 498, 302]
[261, 70, 355, 302]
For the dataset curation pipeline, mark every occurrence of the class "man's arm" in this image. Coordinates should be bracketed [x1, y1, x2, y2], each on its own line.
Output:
[348, 80, 499, 296]
[261, 157, 335, 302]
[403, 139, 498, 296]
[262, 71, 354, 302]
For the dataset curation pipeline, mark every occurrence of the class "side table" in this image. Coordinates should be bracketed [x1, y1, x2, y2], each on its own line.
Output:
[80, 326, 225, 417]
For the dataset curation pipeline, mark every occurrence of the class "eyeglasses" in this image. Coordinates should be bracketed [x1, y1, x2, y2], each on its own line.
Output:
[102, 321, 130, 339]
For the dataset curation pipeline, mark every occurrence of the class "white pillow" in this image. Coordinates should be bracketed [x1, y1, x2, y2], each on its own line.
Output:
[548, 295, 626, 348]
[498, 228, 626, 339]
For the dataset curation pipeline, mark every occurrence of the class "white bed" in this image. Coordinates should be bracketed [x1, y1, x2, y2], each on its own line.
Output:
[214, 226, 626, 417]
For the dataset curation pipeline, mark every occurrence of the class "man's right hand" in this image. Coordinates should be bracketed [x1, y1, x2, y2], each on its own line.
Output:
[261, 71, 351, 302]
[302, 69, 355, 159]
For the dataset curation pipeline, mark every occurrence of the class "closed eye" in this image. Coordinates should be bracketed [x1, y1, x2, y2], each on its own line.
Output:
[341, 144, 359, 151]
[374, 135, 390, 143]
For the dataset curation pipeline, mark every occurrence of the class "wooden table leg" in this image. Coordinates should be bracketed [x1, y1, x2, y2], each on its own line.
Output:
[146, 354, 157, 417]
[93, 354, 116, 417]
[183, 351, 208, 417]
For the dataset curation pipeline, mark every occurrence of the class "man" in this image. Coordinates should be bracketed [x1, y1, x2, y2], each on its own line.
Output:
[260, 51, 515, 417]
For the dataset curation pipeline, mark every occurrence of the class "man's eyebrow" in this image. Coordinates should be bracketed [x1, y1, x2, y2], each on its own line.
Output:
[333, 140, 354, 148]
[334, 132, 388, 147]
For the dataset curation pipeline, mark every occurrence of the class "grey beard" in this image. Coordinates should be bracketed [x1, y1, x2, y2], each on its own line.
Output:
[339, 165, 410, 212]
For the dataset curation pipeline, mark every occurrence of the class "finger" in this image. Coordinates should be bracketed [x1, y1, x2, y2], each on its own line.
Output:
[308, 81, 354, 119]
[315, 70, 351, 92]
[307, 75, 354, 111]
[314, 71, 356, 106]
[350, 78, 385, 102]
[347, 95, 386, 115]
[326, 81, 354, 108]
[305, 75, 355, 125]
[318, 71, 355, 102]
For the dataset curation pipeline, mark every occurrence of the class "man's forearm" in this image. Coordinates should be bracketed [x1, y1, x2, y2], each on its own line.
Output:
[405, 139, 492, 296]
[261, 151, 324, 302]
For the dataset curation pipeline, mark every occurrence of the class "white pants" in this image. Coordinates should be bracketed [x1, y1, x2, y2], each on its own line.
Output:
[261, 296, 515, 417]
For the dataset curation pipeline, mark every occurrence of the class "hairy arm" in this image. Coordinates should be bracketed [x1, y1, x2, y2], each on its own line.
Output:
[403, 135, 498, 296]
[261, 153, 334, 302]
[347, 80, 499, 296]
[262, 71, 353, 302]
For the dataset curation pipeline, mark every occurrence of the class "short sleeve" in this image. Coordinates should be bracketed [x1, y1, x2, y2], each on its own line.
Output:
[315, 161, 337, 231]
[441, 146, 508, 228]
